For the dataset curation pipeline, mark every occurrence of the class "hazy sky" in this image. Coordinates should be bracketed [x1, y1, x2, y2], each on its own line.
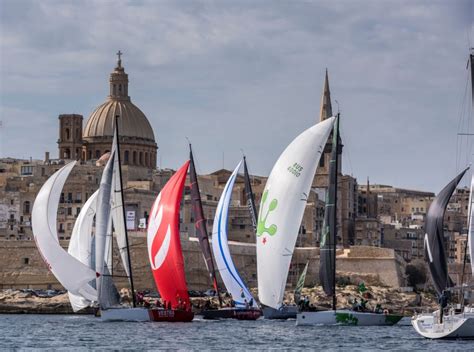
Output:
[1, 0, 473, 192]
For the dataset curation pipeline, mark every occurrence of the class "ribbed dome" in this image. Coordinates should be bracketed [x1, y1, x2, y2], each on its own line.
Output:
[83, 99, 155, 142]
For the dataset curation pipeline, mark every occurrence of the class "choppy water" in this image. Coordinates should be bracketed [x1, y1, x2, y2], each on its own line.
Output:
[0, 314, 471, 350]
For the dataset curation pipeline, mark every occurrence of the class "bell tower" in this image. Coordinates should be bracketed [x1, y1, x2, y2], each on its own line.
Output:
[108, 50, 130, 101]
[58, 114, 83, 160]
[313, 69, 342, 188]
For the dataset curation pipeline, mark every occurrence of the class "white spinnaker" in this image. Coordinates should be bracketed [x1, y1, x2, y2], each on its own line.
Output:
[67, 190, 99, 312]
[32, 161, 97, 301]
[257, 117, 335, 309]
[212, 161, 258, 308]
[468, 174, 474, 277]
[111, 132, 131, 278]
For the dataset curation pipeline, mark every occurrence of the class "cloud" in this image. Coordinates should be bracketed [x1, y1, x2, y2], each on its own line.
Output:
[0, 0, 472, 192]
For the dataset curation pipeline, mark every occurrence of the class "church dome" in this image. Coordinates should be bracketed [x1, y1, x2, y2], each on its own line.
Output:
[83, 52, 155, 144]
[83, 100, 155, 142]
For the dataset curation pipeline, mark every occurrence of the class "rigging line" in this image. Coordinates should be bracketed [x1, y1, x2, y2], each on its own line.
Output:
[456, 74, 470, 173]
[338, 125, 354, 177]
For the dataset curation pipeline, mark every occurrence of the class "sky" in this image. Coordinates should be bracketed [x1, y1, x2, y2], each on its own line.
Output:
[0, 0, 473, 193]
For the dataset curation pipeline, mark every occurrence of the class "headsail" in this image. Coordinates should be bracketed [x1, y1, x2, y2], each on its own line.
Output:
[189, 146, 220, 297]
[468, 175, 474, 277]
[95, 148, 120, 308]
[243, 156, 257, 232]
[294, 260, 309, 304]
[319, 115, 339, 298]
[147, 161, 191, 308]
[68, 190, 99, 312]
[32, 161, 97, 301]
[424, 168, 468, 295]
[257, 118, 335, 309]
[212, 161, 258, 308]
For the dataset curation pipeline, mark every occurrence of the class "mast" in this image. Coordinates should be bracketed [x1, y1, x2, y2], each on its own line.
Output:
[114, 115, 136, 307]
[332, 113, 340, 310]
[189, 144, 222, 307]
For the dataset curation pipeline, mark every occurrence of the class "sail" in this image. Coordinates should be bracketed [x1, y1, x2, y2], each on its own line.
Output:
[67, 190, 99, 312]
[468, 175, 474, 277]
[110, 132, 131, 279]
[294, 261, 309, 304]
[189, 147, 220, 294]
[147, 161, 191, 308]
[32, 161, 97, 301]
[95, 149, 120, 308]
[243, 156, 257, 232]
[212, 161, 258, 308]
[319, 115, 339, 296]
[424, 168, 468, 295]
[257, 117, 335, 309]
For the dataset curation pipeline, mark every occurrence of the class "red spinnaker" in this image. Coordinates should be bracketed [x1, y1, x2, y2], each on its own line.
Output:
[147, 161, 190, 309]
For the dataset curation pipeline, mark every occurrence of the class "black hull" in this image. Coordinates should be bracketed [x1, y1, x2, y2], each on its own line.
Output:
[200, 308, 262, 320]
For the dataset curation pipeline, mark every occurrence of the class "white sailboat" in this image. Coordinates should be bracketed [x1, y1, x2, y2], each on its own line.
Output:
[256, 117, 334, 318]
[211, 161, 261, 320]
[411, 49, 474, 340]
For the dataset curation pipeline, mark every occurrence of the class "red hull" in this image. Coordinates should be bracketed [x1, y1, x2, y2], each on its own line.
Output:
[148, 308, 194, 322]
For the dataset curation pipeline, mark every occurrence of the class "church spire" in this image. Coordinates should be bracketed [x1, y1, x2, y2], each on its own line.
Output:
[108, 50, 130, 101]
[319, 68, 333, 121]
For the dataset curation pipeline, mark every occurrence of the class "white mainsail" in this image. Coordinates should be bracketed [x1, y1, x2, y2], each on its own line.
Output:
[212, 161, 258, 308]
[257, 117, 335, 309]
[468, 174, 474, 277]
[111, 137, 131, 279]
[67, 190, 99, 312]
[32, 161, 97, 301]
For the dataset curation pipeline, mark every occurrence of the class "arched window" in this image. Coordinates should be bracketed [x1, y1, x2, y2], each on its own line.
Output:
[75, 128, 80, 140]
[113, 84, 117, 95]
[95, 150, 100, 159]
[23, 201, 31, 214]
[133, 151, 137, 165]
[65, 149, 71, 159]
[75, 148, 79, 159]
[139, 152, 143, 166]
[145, 152, 149, 167]
[65, 128, 70, 140]
[124, 151, 129, 164]
[119, 84, 122, 92]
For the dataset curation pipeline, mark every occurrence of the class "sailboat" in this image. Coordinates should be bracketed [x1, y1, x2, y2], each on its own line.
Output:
[146, 160, 195, 322]
[208, 160, 261, 320]
[256, 117, 334, 319]
[296, 114, 403, 326]
[411, 168, 474, 338]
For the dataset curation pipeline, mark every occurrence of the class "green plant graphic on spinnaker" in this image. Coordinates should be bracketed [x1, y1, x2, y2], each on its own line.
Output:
[257, 190, 278, 237]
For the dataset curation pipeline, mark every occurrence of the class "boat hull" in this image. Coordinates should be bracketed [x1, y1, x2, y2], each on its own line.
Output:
[296, 309, 403, 326]
[100, 307, 194, 322]
[262, 305, 297, 320]
[200, 308, 261, 320]
[411, 310, 474, 339]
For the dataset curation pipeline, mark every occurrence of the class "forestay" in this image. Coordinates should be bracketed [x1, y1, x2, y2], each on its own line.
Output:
[212, 161, 258, 308]
[257, 117, 335, 309]
[68, 190, 99, 312]
[468, 175, 474, 277]
[32, 161, 97, 301]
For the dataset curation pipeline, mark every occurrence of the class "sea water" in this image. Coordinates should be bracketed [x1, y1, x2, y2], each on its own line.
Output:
[0, 314, 471, 350]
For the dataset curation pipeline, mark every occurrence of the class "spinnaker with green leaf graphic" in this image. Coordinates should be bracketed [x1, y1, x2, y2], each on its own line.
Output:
[256, 117, 335, 310]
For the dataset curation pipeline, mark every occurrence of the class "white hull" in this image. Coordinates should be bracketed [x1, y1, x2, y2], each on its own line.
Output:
[411, 308, 474, 339]
[296, 309, 403, 326]
[100, 307, 151, 322]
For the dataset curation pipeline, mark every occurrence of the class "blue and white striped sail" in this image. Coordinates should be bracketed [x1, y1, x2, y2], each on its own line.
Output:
[212, 161, 258, 308]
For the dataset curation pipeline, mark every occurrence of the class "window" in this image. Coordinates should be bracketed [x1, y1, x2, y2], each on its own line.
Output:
[95, 150, 100, 159]
[10, 199, 13, 205]
[319, 156, 325, 168]
[20, 166, 33, 176]
[60, 193, 65, 203]
[67, 193, 72, 202]
[124, 151, 129, 164]
[67, 207, 72, 216]
[22, 258, 29, 265]
[10, 214, 14, 220]
[65, 128, 70, 140]
[23, 201, 30, 214]
[75, 192, 82, 203]
[76, 207, 81, 216]
[88, 151, 92, 160]
[145, 152, 149, 167]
